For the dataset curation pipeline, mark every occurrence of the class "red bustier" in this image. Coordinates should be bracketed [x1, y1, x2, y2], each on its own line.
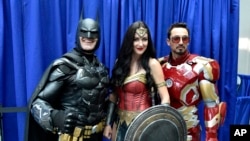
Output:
[116, 73, 152, 111]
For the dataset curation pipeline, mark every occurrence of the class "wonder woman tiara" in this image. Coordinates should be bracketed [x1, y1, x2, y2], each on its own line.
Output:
[136, 27, 147, 37]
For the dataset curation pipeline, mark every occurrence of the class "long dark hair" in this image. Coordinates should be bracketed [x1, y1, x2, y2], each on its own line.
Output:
[111, 21, 156, 92]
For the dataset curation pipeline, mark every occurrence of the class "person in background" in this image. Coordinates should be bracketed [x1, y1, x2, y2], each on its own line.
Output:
[159, 22, 227, 141]
[103, 21, 170, 141]
[25, 18, 109, 141]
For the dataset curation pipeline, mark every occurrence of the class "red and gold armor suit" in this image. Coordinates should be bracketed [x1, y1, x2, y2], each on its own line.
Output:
[159, 52, 226, 141]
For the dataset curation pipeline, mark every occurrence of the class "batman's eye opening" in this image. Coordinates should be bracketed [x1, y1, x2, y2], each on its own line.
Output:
[91, 31, 98, 34]
[80, 30, 88, 33]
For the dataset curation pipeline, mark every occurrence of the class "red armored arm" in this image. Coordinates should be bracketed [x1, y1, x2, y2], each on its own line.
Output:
[195, 56, 226, 141]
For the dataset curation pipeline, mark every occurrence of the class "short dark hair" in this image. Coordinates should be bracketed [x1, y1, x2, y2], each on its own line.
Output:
[167, 22, 190, 39]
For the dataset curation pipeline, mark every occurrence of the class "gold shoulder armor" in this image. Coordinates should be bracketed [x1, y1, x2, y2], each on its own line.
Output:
[192, 56, 220, 81]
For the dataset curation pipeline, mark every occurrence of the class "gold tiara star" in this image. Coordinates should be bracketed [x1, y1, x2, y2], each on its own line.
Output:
[136, 27, 147, 37]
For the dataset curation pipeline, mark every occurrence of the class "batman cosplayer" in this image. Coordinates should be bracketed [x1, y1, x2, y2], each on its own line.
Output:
[24, 18, 109, 141]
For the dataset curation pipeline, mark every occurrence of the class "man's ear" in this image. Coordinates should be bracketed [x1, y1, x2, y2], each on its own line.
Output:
[166, 38, 170, 46]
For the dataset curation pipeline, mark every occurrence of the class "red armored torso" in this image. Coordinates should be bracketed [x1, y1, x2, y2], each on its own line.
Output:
[161, 53, 201, 109]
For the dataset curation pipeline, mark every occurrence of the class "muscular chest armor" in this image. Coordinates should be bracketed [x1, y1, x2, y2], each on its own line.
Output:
[59, 57, 109, 121]
[74, 64, 109, 105]
[162, 61, 201, 108]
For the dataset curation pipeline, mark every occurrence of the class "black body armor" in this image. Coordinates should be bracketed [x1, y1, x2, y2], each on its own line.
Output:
[30, 49, 109, 133]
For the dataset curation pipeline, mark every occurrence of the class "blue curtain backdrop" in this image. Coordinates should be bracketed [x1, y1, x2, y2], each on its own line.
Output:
[0, 0, 239, 141]
[237, 74, 250, 97]
[234, 74, 250, 124]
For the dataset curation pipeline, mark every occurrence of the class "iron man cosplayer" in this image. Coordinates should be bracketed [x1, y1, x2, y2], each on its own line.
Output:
[159, 22, 227, 141]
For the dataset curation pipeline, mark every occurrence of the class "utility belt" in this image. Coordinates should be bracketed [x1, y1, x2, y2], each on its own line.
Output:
[59, 120, 105, 141]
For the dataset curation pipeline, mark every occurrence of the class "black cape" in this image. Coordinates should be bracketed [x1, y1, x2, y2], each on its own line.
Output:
[24, 61, 58, 141]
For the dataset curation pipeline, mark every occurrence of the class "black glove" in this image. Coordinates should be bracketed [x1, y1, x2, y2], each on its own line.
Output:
[51, 109, 88, 134]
